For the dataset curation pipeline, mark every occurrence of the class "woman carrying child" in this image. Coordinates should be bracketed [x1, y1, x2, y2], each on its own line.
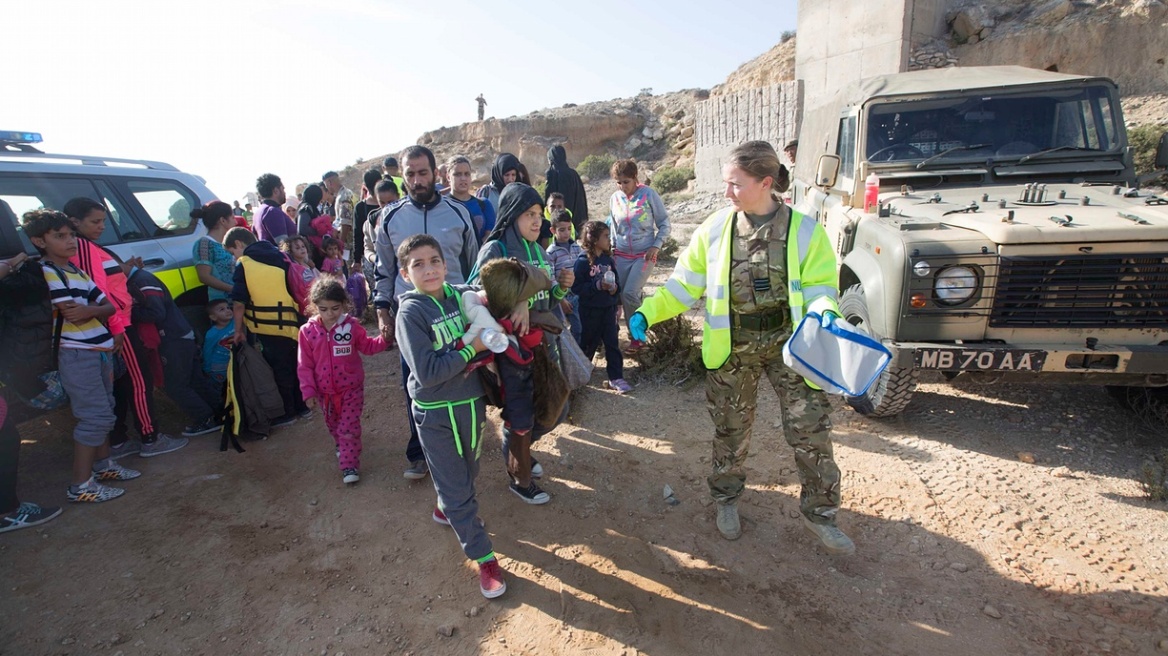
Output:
[572, 221, 631, 393]
[296, 277, 387, 484]
[470, 183, 573, 505]
[296, 184, 334, 261]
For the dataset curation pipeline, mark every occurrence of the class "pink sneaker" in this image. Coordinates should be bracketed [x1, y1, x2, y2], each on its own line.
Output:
[479, 558, 507, 599]
[605, 378, 633, 394]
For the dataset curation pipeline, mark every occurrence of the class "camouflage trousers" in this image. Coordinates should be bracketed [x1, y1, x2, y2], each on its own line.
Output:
[705, 325, 842, 523]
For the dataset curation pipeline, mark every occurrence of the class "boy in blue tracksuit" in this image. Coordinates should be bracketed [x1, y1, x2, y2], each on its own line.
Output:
[394, 233, 506, 600]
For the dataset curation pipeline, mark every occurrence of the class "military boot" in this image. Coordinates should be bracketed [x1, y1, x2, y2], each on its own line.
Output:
[716, 502, 741, 540]
[802, 515, 855, 555]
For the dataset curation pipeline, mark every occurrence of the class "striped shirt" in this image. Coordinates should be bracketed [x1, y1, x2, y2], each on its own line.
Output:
[42, 262, 115, 350]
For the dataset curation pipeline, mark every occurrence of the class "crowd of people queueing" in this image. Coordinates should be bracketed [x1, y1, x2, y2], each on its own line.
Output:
[1, 139, 853, 601]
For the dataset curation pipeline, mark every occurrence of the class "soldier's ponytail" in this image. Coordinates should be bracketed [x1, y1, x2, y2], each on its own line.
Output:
[727, 140, 789, 195]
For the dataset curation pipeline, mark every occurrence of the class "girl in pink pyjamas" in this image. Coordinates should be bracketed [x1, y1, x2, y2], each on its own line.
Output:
[297, 278, 387, 484]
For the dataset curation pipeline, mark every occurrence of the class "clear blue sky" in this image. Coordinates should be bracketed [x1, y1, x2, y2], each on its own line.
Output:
[3, 0, 797, 202]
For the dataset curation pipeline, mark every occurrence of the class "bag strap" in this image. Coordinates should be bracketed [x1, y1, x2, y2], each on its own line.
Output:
[43, 262, 70, 368]
[220, 343, 245, 453]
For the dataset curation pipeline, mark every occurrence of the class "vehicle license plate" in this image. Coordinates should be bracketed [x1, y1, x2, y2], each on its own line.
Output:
[914, 348, 1047, 371]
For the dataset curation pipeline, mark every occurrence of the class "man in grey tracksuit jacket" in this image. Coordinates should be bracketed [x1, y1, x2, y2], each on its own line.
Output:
[395, 282, 494, 565]
[372, 195, 479, 307]
[373, 182, 480, 474]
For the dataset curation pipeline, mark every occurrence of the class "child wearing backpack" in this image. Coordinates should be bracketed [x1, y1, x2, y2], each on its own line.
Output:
[22, 210, 138, 503]
[394, 233, 506, 599]
[224, 226, 310, 426]
[297, 277, 386, 484]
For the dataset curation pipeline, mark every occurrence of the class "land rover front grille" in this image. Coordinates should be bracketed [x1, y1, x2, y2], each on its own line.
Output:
[990, 254, 1168, 328]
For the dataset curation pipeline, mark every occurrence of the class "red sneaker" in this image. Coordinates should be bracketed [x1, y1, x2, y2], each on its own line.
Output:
[479, 558, 507, 599]
[623, 339, 647, 355]
[433, 507, 450, 525]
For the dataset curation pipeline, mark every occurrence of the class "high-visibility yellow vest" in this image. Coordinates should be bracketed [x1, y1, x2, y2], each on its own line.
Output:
[238, 256, 301, 340]
[638, 207, 840, 370]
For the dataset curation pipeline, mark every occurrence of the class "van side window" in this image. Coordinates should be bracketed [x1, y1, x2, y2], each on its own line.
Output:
[94, 180, 144, 242]
[836, 116, 857, 185]
[0, 176, 102, 253]
[124, 180, 199, 236]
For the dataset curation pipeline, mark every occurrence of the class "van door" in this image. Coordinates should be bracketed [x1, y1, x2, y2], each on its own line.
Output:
[823, 111, 860, 258]
[107, 178, 204, 299]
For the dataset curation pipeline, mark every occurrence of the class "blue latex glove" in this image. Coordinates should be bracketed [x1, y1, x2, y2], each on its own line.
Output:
[629, 312, 649, 342]
[819, 309, 841, 327]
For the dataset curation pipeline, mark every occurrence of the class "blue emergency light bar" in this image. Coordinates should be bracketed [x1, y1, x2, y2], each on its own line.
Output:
[0, 131, 43, 144]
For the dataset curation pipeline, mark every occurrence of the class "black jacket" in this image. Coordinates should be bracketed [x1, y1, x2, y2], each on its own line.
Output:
[0, 261, 53, 418]
[544, 145, 589, 231]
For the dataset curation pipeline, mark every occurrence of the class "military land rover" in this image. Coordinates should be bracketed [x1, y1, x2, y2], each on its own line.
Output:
[791, 66, 1168, 420]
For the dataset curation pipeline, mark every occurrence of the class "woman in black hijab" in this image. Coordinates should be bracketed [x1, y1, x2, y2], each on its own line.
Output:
[297, 184, 326, 267]
[476, 153, 521, 214]
[544, 145, 588, 234]
[471, 183, 575, 505]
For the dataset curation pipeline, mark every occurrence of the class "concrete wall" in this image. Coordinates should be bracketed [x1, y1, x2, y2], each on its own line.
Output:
[907, 0, 954, 45]
[796, 0, 913, 110]
[693, 82, 803, 192]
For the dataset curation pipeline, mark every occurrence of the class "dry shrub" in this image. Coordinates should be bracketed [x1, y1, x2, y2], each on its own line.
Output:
[578, 154, 616, 181]
[1108, 385, 1168, 433]
[1140, 449, 1168, 502]
[656, 236, 681, 263]
[632, 315, 703, 387]
[650, 166, 695, 194]
[1129, 124, 1167, 187]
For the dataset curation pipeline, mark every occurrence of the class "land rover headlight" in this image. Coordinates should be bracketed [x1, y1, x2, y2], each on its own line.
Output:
[934, 266, 978, 305]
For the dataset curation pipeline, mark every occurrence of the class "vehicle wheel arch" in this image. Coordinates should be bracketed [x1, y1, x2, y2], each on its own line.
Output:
[839, 249, 895, 338]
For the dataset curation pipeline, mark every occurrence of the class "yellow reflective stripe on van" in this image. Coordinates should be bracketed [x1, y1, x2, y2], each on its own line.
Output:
[153, 265, 204, 299]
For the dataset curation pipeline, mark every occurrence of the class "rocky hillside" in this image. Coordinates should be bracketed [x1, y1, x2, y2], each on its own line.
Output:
[916, 0, 1168, 125]
[710, 36, 796, 97]
[337, 0, 1165, 193]
[340, 90, 704, 192]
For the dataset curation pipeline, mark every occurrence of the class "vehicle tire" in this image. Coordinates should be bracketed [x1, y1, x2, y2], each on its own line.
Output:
[840, 284, 918, 418]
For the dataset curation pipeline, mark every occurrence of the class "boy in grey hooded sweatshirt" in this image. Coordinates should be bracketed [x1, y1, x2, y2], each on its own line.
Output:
[394, 234, 507, 600]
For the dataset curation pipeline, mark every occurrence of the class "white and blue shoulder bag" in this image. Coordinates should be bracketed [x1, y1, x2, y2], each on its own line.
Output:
[782, 312, 892, 396]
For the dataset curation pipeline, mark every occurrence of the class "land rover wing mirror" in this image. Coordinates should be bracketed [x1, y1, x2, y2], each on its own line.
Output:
[816, 155, 840, 189]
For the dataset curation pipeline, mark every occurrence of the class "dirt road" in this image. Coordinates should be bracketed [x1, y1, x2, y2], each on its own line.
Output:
[3, 187, 1167, 655]
[3, 336, 1167, 656]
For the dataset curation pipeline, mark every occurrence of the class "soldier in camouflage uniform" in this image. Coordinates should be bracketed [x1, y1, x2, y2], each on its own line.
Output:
[632, 140, 853, 554]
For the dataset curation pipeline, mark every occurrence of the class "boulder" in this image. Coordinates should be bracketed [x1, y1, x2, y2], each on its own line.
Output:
[950, 6, 992, 42]
[1036, 0, 1073, 25]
